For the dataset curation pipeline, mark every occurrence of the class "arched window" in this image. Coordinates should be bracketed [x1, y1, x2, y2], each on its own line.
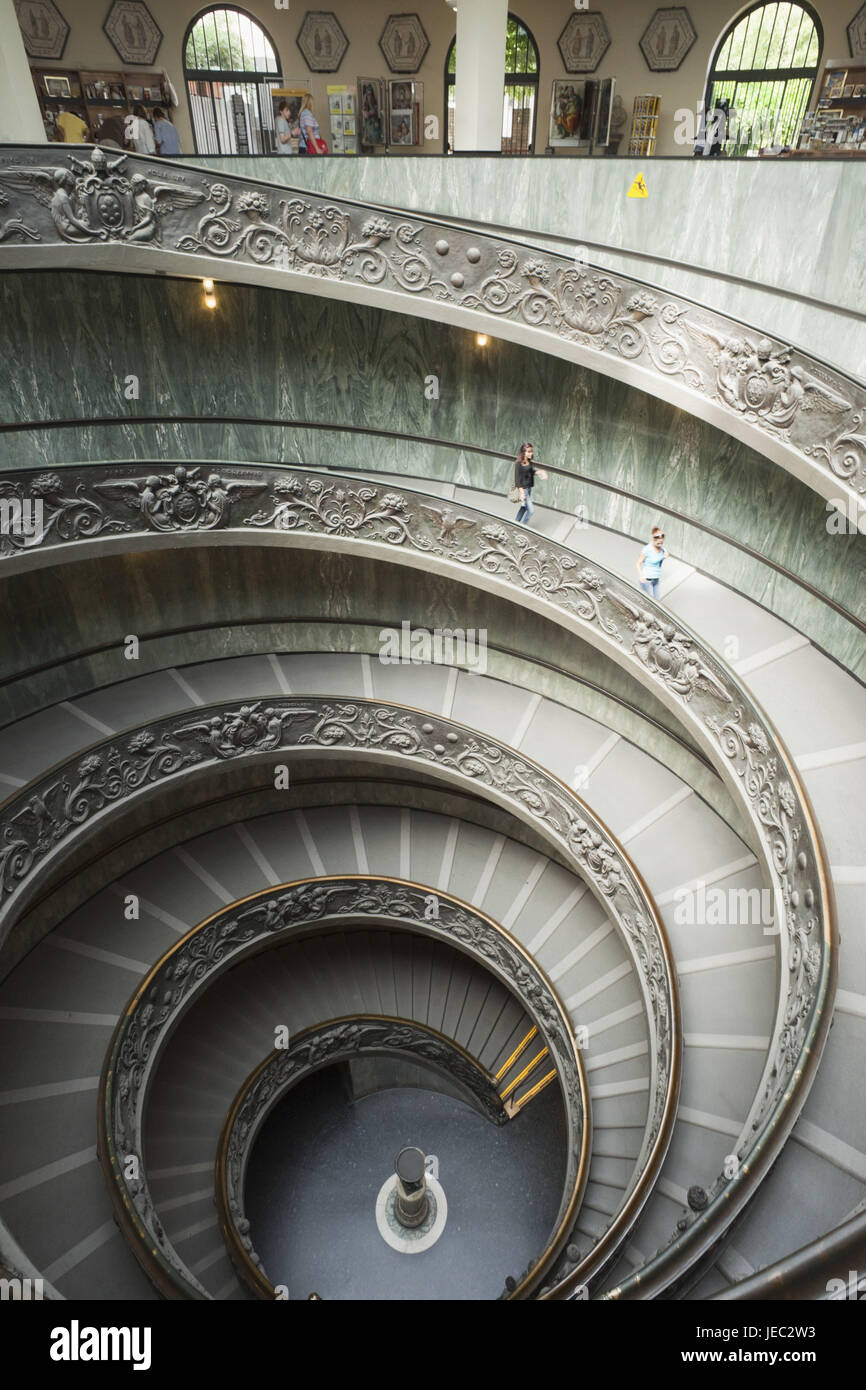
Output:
[706, 2, 822, 155]
[183, 5, 282, 155]
[445, 14, 539, 153]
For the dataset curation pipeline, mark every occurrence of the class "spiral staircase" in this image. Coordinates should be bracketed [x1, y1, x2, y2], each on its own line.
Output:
[0, 145, 863, 1302]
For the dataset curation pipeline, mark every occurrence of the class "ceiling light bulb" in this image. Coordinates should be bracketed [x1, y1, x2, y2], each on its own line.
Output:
[476, 333, 489, 347]
[203, 278, 214, 293]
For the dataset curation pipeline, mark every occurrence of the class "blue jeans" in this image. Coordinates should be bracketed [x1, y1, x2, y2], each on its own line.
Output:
[516, 488, 534, 524]
[640, 579, 660, 598]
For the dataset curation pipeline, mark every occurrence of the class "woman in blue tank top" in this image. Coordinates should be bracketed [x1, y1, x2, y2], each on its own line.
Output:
[636, 526, 668, 598]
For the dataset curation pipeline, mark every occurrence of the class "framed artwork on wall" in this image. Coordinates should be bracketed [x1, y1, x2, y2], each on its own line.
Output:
[388, 78, 422, 145]
[103, 0, 163, 66]
[595, 76, 616, 145]
[13, 0, 69, 60]
[44, 74, 72, 99]
[379, 14, 430, 74]
[357, 77, 387, 147]
[557, 11, 611, 74]
[639, 8, 697, 72]
[296, 11, 349, 73]
[848, 4, 866, 59]
[550, 80, 588, 147]
[390, 113, 414, 145]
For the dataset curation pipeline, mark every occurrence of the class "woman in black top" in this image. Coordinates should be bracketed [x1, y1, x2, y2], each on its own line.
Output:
[514, 442, 547, 526]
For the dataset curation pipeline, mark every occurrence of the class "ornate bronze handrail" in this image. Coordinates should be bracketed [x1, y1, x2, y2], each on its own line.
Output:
[0, 146, 863, 515]
[0, 452, 861, 652]
[0, 464, 834, 1296]
[215, 1015, 518, 1299]
[100, 879, 593, 1300]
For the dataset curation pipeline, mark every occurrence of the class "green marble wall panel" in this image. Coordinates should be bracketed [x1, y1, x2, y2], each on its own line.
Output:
[0, 271, 863, 679]
[195, 155, 866, 377]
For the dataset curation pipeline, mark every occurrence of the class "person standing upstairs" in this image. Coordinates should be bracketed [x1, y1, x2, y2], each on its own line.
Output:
[513, 442, 547, 527]
[275, 100, 297, 154]
[152, 109, 181, 156]
[56, 106, 88, 143]
[128, 105, 156, 155]
[636, 525, 668, 598]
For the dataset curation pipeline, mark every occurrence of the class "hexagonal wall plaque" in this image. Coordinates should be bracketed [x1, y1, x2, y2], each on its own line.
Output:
[379, 13, 429, 74]
[849, 3, 866, 59]
[13, 0, 69, 61]
[557, 11, 611, 74]
[640, 7, 697, 72]
[297, 11, 349, 72]
[103, 1, 162, 66]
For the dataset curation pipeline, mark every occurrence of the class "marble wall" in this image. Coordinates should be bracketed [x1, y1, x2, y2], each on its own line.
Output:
[196, 154, 866, 378]
[0, 269, 862, 678]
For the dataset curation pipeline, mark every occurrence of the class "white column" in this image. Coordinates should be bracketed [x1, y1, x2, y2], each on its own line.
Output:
[0, 0, 46, 143]
[452, 0, 509, 152]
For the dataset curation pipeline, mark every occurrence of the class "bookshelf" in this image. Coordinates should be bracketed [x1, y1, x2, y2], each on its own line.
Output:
[30, 66, 171, 142]
[800, 62, 866, 151]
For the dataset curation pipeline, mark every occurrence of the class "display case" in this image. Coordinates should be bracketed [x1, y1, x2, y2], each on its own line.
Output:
[803, 63, 866, 151]
[629, 94, 661, 156]
[327, 87, 358, 155]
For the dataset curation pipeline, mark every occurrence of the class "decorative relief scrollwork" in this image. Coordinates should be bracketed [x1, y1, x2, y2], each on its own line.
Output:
[805, 416, 866, 495]
[0, 147, 863, 501]
[462, 252, 703, 389]
[174, 181, 451, 299]
[0, 472, 130, 556]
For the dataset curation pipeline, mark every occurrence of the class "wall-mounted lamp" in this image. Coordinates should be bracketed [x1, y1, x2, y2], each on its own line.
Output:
[203, 278, 214, 293]
[476, 333, 489, 347]
[204, 293, 217, 309]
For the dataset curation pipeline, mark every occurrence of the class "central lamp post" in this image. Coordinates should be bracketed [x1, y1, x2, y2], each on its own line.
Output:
[393, 1146, 429, 1229]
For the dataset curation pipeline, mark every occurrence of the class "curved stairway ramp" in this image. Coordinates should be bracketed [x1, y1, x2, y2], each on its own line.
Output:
[0, 475, 856, 1289]
[0, 147, 863, 520]
[0, 654, 783, 1298]
[0, 463, 834, 1269]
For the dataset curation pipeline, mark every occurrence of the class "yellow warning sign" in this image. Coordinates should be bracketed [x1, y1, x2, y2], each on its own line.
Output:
[627, 173, 648, 198]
